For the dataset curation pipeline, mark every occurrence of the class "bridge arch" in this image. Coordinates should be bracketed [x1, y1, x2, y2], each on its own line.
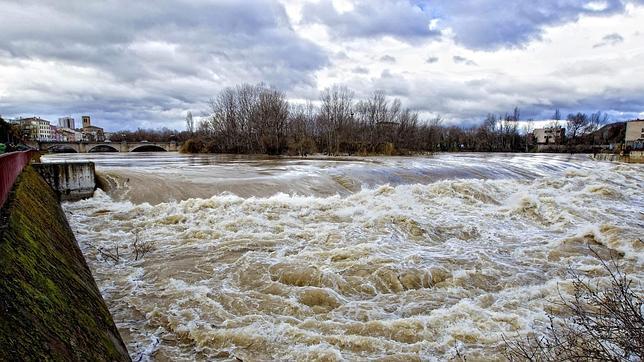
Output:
[45, 145, 78, 153]
[88, 144, 119, 153]
[130, 145, 167, 152]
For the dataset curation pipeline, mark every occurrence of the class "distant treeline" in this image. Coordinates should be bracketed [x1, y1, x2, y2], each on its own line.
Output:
[182, 84, 529, 155]
[172, 83, 612, 155]
[4, 87, 616, 156]
[102, 83, 616, 155]
[108, 127, 187, 143]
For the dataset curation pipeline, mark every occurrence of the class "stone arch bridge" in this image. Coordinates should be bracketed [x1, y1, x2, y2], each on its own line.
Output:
[38, 141, 180, 153]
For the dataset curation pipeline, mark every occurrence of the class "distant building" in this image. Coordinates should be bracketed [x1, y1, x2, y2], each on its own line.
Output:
[625, 119, 644, 149]
[79, 115, 105, 142]
[16, 117, 53, 141]
[533, 126, 565, 145]
[81, 126, 105, 142]
[56, 127, 82, 142]
[58, 116, 75, 129]
[50, 125, 63, 141]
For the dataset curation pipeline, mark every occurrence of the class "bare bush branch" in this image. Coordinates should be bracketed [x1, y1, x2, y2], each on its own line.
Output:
[504, 247, 643, 361]
[132, 229, 155, 261]
[97, 245, 120, 263]
[97, 229, 155, 263]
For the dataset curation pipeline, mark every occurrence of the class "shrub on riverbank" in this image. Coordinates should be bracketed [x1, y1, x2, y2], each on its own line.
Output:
[503, 250, 643, 361]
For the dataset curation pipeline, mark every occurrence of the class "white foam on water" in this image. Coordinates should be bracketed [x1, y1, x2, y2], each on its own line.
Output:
[62, 155, 643, 360]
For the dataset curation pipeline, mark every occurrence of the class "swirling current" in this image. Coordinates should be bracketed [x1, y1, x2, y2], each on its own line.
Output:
[46, 153, 643, 361]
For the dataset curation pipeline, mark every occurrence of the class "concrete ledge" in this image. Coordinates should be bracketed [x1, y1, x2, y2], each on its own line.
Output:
[592, 152, 643, 163]
[33, 162, 96, 201]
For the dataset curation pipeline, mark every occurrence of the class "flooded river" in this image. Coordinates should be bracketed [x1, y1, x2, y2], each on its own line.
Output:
[43, 153, 643, 361]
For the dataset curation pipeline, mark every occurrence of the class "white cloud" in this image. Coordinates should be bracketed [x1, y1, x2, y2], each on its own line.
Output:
[584, 1, 610, 11]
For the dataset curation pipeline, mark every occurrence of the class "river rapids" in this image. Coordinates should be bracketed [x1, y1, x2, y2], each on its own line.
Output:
[47, 153, 643, 361]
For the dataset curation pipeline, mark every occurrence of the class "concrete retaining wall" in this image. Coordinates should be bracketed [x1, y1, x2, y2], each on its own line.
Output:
[33, 162, 96, 201]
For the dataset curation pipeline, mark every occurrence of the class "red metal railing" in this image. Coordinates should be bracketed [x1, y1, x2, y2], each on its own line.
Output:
[0, 150, 40, 209]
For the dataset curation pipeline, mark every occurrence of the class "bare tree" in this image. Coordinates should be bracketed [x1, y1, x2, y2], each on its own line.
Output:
[287, 102, 317, 156]
[523, 118, 535, 152]
[566, 112, 589, 144]
[257, 87, 289, 154]
[501, 108, 520, 151]
[185, 111, 194, 134]
[425, 116, 443, 151]
[319, 85, 354, 155]
[587, 111, 608, 134]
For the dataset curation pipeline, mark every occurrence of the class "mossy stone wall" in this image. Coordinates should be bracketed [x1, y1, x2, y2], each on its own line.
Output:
[0, 166, 130, 361]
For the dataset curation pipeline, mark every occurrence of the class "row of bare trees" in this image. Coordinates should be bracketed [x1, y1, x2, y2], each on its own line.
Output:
[184, 84, 550, 155]
[195, 83, 289, 154]
[108, 127, 187, 143]
[103, 83, 614, 155]
[564, 110, 609, 144]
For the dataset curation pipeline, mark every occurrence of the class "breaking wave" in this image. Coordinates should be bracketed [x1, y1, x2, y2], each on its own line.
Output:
[61, 154, 643, 361]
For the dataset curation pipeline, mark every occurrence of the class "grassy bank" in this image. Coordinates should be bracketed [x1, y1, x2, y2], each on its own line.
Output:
[0, 166, 129, 361]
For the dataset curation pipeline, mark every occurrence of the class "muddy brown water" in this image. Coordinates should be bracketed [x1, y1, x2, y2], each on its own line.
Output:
[43, 153, 643, 361]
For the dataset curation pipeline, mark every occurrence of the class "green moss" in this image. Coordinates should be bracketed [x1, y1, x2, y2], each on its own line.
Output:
[0, 167, 130, 361]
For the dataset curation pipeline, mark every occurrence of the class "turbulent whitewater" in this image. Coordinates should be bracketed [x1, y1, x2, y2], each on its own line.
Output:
[51, 153, 643, 361]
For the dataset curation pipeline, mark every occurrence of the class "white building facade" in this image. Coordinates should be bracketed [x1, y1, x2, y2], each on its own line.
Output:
[18, 117, 53, 141]
[533, 126, 565, 144]
[625, 120, 644, 149]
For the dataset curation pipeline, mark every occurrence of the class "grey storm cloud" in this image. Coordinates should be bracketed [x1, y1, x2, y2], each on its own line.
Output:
[303, 0, 636, 50]
[381, 69, 394, 79]
[426, 56, 439, 63]
[1, 1, 328, 74]
[302, 0, 440, 41]
[352, 66, 370, 74]
[405, 73, 644, 123]
[430, 0, 635, 50]
[593, 33, 625, 47]
[0, 0, 329, 129]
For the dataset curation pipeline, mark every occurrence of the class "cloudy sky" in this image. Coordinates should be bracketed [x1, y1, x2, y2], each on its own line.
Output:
[1, 0, 643, 131]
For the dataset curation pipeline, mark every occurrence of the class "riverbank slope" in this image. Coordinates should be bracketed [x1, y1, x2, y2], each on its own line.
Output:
[0, 166, 129, 361]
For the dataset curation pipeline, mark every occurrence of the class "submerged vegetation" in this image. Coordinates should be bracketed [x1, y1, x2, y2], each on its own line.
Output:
[97, 228, 155, 263]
